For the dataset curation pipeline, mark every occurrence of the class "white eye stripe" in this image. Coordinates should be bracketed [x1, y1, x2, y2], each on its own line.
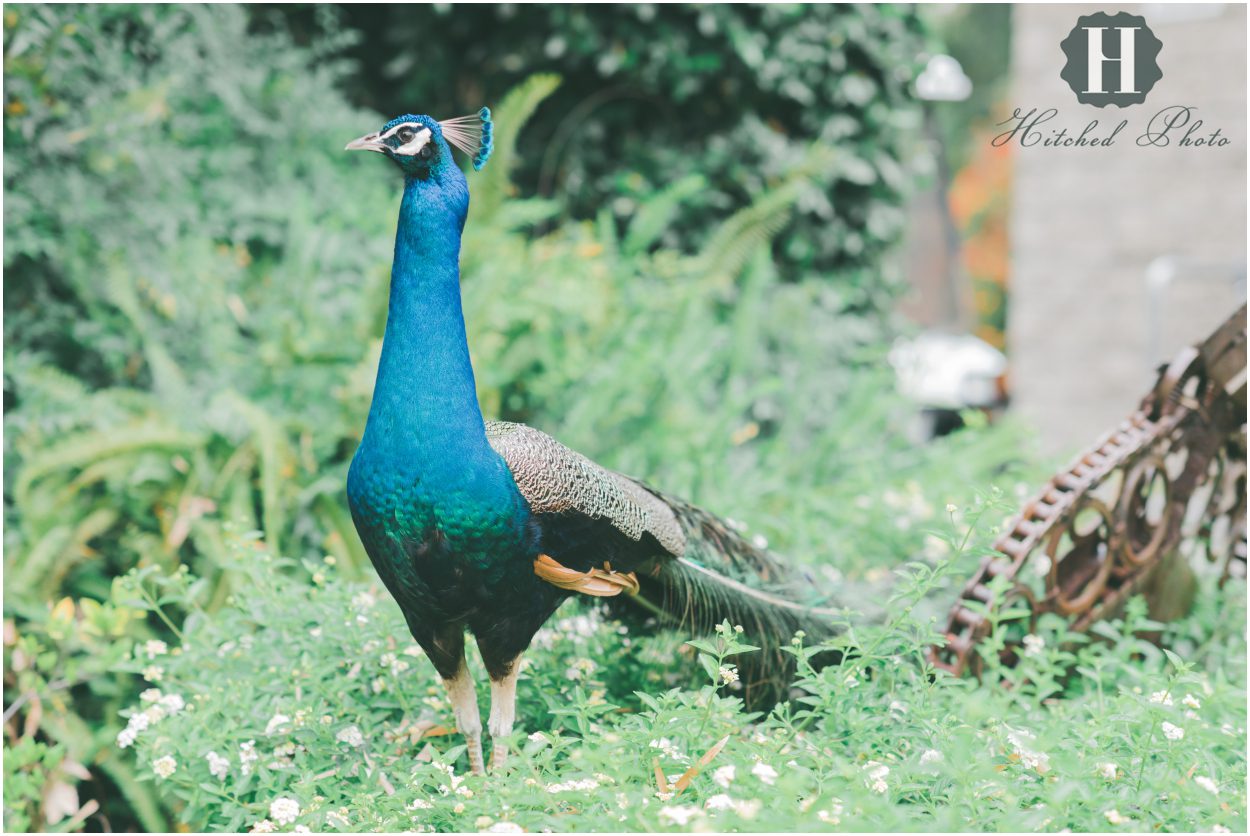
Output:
[391, 125, 432, 157]
[378, 121, 422, 141]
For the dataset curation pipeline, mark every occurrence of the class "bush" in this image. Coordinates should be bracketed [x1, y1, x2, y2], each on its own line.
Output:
[4, 5, 391, 828]
[313, 4, 932, 305]
[117, 516, 1246, 832]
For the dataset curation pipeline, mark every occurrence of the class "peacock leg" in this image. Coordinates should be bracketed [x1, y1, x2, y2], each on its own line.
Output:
[441, 654, 485, 776]
[486, 654, 523, 773]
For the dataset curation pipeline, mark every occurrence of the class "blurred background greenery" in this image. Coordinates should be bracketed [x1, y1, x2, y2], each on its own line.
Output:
[3, 4, 1032, 830]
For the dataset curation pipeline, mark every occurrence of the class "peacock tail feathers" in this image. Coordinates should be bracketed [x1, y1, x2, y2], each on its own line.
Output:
[621, 483, 845, 708]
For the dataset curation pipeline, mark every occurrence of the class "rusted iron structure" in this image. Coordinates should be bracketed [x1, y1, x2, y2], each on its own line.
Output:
[933, 305, 1247, 677]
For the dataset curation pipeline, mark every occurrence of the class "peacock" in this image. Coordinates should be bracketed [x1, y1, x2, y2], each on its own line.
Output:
[344, 109, 840, 775]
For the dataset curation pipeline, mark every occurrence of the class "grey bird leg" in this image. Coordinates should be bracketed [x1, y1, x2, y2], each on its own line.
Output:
[486, 654, 523, 772]
[441, 656, 485, 776]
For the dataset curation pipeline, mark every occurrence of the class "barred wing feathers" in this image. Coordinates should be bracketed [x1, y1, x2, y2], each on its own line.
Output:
[486, 420, 839, 705]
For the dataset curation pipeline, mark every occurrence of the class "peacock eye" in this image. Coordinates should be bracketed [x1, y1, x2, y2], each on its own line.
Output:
[417, 145, 434, 161]
[397, 127, 416, 143]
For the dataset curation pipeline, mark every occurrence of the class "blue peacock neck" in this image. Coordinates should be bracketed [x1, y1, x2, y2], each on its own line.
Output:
[359, 172, 491, 467]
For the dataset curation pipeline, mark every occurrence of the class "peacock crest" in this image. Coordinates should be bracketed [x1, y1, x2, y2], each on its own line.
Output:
[439, 107, 493, 170]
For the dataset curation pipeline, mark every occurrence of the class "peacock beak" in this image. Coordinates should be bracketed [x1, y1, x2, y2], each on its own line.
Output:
[345, 133, 387, 153]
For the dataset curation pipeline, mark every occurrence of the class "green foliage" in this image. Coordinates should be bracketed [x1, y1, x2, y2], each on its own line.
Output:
[4, 4, 391, 828]
[326, 4, 932, 304]
[117, 520, 1246, 832]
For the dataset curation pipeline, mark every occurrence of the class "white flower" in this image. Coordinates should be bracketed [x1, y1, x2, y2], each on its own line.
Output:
[145, 640, 168, 657]
[265, 713, 291, 735]
[293, 828, 310, 834]
[734, 799, 762, 819]
[946, 503, 959, 514]
[1183, 693, 1202, 709]
[705, 793, 762, 819]
[269, 798, 300, 826]
[712, 764, 735, 788]
[1022, 635, 1045, 657]
[750, 762, 778, 785]
[143, 705, 167, 725]
[546, 778, 600, 793]
[1006, 727, 1051, 773]
[920, 749, 943, 765]
[864, 761, 890, 794]
[1149, 690, 1174, 706]
[152, 755, 177, 779]
[116, 727, 137, 749]
[648, 738, 687, 763]
[407, 799, 434, 811]
[351, 591, 377, 611]
[658, 805, 703, 826]
[1161, 722, 1185, 741]
[486, 824, 523, 833]
[336, 725, 365, 747]
[206, 751, 229, 780]
[325, 809, 349, 829]
[1213, 825, 1231, 832]
[1195, 776, 1219, 796]
[159, 694, 185, 714]
[528, 731, 548, 745]
[127, 712, 151, 733]
[142, 665, 164, 682]
[249, 820, 275, 833]
[818, 808, 842, 825]
[817, 799, 845, 825]
[139, 688, 163, 704]
[718, 666, 739, 685]
[239, 740, 258, 776]
[1097, 762, 1117, 780]
[1105, 809, 1128, 825]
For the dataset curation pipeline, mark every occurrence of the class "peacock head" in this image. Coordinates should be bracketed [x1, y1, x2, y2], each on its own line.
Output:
[345, 109, 492, 180]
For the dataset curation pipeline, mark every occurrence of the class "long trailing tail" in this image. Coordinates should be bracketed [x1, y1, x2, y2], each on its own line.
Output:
[617, 483, 849, 708]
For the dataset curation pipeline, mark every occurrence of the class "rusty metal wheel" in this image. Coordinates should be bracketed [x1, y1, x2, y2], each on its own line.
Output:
[1045, 496, 1116, 616]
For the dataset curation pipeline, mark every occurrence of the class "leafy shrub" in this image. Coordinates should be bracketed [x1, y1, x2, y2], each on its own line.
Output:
[315, 4, 932, 303]
[117, 512, 1246, 832]
[4, 4, 393, 827]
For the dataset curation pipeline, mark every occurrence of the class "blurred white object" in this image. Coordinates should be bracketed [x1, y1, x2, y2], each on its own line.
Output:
[916, 55, 973, 102]
[890, 331, 1008, 440]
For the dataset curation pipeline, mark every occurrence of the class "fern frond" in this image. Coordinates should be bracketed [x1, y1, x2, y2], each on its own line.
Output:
[623, 174, 706, 255]
[693, 144, 838, 282]
[472, 73, 563, 221]
[14, 424, 205, 510]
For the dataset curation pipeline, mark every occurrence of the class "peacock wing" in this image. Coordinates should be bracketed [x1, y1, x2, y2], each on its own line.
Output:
[484, 421, 687, 559]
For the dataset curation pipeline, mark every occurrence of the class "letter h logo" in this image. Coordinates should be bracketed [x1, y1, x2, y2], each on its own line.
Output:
[1060, 12, 1163, 107]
